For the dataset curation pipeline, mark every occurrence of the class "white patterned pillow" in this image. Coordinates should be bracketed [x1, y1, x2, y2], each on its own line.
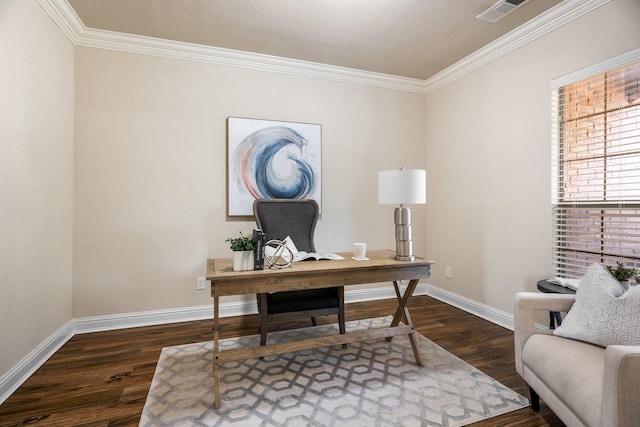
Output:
[553, 263, 640, 347]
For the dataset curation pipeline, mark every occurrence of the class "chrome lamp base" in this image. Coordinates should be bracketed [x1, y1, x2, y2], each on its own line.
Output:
[394, 205, 414, 261]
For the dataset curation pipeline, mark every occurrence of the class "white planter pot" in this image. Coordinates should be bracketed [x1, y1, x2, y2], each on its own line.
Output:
[233, 251, 254, 271]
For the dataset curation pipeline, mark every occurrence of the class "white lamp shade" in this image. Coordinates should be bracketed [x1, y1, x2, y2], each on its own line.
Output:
[378, 169, 426, 205]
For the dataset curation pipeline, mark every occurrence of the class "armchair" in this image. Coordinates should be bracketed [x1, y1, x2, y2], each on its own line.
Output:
[514, 292, 640, 427]
[253, 198, 346, 346]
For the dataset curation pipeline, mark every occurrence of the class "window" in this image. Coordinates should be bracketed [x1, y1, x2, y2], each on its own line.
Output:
[552, 57, 640, 278]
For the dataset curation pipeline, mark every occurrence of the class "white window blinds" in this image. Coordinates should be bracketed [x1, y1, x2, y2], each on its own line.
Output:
[551, 59, 640, 278]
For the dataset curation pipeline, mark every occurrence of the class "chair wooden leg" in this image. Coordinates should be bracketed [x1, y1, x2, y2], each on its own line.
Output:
[259, 294, 269, 346]
[528, 385, 540, 412]
[338, 287, 346, 348]
[338, 287, 346, 335]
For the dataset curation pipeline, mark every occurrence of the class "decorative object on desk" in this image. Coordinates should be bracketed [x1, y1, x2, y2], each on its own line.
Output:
[378, 167, 426, 261]
[295, 251, 344, 261]
[252, 228, 266, 270]
[265, 235, 343, 265]
[225, 231, 255, 271]
[606, 261, 638, 289]
[232, 251, 254, 272]
[140, 317, 528, 427]
[227, 117, 322, 216]
[225, 231, 255, 251]
[264, 239, 294, 269]
[353, 242, 368, 260]
[285, 235, 343, 261]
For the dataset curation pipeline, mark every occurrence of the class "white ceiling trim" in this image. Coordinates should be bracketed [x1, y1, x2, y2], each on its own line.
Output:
[75, 27, 428, 94]
[38, 0, 609, 95]
[36, 0, 427, 93]
[425, 0, 610, 93]
[550, 47, 640, 89]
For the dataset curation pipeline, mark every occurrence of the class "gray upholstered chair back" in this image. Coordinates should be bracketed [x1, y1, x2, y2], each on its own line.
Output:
[253, 199, 318, 253]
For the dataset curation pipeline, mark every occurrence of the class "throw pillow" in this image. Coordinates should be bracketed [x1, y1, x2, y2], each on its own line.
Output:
[553, 263, 640, 347]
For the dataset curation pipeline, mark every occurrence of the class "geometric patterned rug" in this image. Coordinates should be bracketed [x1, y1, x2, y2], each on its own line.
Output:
[140, 317, 528, 426]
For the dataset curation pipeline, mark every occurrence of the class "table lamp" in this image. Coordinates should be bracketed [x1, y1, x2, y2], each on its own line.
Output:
[378, 167, 426, 261]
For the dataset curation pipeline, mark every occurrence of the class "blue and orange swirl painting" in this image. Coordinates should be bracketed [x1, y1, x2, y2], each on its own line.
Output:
[228, 120, 321, 215]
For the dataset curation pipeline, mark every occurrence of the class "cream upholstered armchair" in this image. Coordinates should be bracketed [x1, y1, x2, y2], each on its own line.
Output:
[514, 292, 640, 427]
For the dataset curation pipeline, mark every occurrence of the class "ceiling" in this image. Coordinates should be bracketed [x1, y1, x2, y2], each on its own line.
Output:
[66, 0, 563, 81]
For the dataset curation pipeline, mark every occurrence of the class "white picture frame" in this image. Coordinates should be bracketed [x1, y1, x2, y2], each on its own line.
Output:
[227, 117, 322, 216]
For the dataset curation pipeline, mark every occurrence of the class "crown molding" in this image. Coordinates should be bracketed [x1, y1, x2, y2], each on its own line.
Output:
[38, 0, 610, 94]
[77, 27, 428, 93]
[37, 0, 83, 43]
[37, 0, 427, 93]
[551, 47, 640, 89]
[423, 0, 611, 93]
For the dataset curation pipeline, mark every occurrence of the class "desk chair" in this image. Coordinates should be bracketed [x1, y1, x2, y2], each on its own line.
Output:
[253, 198, 346, 346]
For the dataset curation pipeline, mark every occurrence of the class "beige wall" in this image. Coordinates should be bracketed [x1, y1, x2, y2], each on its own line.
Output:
[424, 0, 640, 313]
[0, 0, 74, 375]
[2, 0, 639, 387]
[72, 48, 427, 317]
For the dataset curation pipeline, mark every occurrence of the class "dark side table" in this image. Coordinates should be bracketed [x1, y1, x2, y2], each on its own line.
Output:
[536, 279, 576, 329]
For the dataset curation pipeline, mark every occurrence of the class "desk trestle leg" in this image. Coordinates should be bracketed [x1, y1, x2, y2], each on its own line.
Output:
[388, 279, 424, 366]
[213, 295, 220, 409]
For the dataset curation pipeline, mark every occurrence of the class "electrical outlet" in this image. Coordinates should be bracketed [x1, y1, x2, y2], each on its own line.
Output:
[196, 277, 206, 290]
[445, 267, 452, 279]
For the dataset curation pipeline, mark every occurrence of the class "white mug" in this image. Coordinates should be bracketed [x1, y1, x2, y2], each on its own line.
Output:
[353, 243, 367, 259]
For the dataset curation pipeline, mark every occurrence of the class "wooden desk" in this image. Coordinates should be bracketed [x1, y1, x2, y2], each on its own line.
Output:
[206, 249, 433, 408]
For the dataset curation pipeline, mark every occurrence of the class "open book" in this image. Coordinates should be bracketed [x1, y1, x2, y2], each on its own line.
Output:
[294, 251, 345, 262]
[264, 236, 344, 263]
[546, 277, 581, 291]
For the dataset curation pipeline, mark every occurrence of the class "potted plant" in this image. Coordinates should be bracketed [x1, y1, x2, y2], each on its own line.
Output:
[226, 232, 255, 271]
[606, 261, 638, 289]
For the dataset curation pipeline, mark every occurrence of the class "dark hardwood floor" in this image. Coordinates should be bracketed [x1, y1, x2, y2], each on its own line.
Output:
[0, 296, 564, 426]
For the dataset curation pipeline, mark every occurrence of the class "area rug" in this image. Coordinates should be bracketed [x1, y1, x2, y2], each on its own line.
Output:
[140, 317, 528, 426]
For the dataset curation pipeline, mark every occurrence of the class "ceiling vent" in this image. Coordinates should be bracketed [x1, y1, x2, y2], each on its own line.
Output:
[477, 0, 530, 23]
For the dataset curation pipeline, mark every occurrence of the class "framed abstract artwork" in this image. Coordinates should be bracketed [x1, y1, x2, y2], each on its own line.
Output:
[227, 117, 322, 216]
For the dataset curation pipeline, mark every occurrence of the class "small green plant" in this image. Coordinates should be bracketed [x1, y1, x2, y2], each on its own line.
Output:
[606, 261, 638, 281]
[225, 231, 255, 251]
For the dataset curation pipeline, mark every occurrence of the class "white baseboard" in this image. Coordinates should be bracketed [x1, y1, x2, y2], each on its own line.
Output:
[0, 282, 512, 405]
[423, 284, 515, 331]
[73, 304, 217, 334]
[0, 321, 75, 405]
